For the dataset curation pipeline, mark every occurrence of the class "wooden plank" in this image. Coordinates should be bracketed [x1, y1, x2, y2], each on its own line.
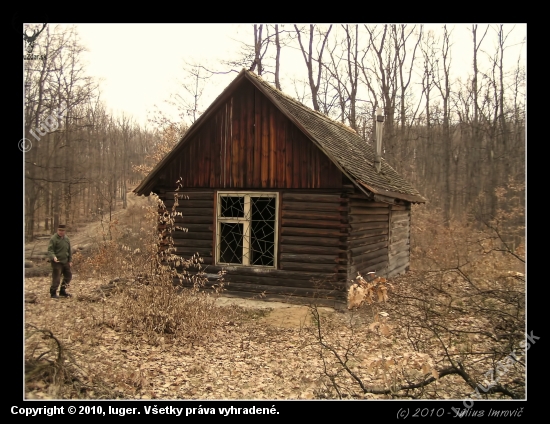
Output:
[237, 93, 246, 188]
[389, 241, 409, 255]
[253, 88, 262, 187]
[391, 220, 410, 230]
[172, 223, 213, 232]
[281, 218, 348, 230]
[301, 127, 308, 189]
[388, 261, 409, 278]
[349, 221, 388, 232]
[280, 262, 346, 273]
[173, 215, 212, 224]
[170, 208, 214, 216]
[349, 234, 388, 249]
[280, 253, 343, 264]
[388, 254, 409, 270]
[171, 239, 212, 248]
[291, 127, 301, 188]
[246, 84, 255, 187]
[170, 200, 214, 208]
[284, 117, 293, 188]
[390, 227, 409, 241]
[351, 247, 388, 265]
[203, 266, 343, 281]
[281, 226, 344, 238]
[390, 235, 410, 245]
[173, 256, 213, 266]
[391, 204, 409, 211]
[163, 192, 214, 200]
[261, 93, 270, 187]
[172, 245, 212, 255]
[215, 113, 223, 187]
[350, 200, 389, 208]
[283, 201, 347, 212]
[208, 124, 217, 187]
[223, 103, 231, 187]
[282, 210, 344, 221]
[276, 112, 286, 187]
[232, 97, 242, 187]
[348, 227, 389, 240]
[223, 274, 346, 290]
[280, 235, 345, 247]
[354, 258, 389, 275]
[203, 134, 212, 188]
[171, 231, 214, 240]
[389, 250, 409, 264]
[281, 244, 345, 255]
[350, 207, 390, 215]
[391, 210, 411, 220]
[269, 102, 277, 187]
[348, 214, 390, 223]
[391, 216, 410, 226]
[282, 193, 346, 203]
[181, 280, 346, 299]
[350, 240, 388, 256]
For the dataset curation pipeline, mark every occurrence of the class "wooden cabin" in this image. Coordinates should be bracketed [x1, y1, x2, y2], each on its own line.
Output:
[134, 69, 426, 304]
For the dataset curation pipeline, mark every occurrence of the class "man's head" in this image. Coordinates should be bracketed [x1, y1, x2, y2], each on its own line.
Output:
[57, 224, 66, 237]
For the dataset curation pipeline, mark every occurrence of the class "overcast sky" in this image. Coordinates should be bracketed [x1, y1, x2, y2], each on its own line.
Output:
[73, 24, 526, 128]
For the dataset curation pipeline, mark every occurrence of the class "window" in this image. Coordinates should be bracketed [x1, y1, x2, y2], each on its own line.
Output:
[216, 192, 278, 267]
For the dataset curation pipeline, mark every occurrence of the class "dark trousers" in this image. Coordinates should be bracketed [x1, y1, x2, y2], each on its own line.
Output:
[50, 261, 72, 292]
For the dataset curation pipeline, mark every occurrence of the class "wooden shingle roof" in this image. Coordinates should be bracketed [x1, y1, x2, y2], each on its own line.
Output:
[135, 69, 426, 203]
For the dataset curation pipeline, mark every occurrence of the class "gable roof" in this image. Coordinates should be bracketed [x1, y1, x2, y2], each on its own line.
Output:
[135, 69, 426, 203]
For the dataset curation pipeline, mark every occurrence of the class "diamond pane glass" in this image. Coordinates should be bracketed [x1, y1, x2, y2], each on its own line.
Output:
[220, 196, 244, 218]
[251, 197, 276, 266]
[219, 223, 243, 264]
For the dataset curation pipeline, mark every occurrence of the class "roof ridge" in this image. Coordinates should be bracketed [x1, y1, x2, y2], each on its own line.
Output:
[246, 70, 358, 136]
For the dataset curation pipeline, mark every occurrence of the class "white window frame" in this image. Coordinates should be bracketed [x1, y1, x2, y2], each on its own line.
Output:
[215, 191, 279, 268]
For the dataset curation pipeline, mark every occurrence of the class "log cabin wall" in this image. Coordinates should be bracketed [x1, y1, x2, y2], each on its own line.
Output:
[387, 203, 411, 277]
[278, 191, 348, 300]
[346, 190, 390, 283]
[159, 189, 215, 265]
[158, 188, 348, 302]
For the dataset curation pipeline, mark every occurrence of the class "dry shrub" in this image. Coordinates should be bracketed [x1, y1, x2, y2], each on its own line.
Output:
[307, 273, 441, 399]
[74, 186, 228, 346]
[118, 255, 226, 346]
[386, 187, 526, 399]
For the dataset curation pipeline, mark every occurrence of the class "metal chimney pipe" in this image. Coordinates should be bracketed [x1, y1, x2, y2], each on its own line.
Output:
[374, 107, 384, 173]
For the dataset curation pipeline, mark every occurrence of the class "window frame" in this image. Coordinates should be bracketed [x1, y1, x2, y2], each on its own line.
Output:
[215, 191, 279, 268]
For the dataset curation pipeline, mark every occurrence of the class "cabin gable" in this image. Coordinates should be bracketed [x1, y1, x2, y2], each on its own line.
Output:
[154, 79, 343, 191]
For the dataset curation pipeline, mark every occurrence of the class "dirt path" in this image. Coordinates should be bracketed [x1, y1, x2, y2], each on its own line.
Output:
[25, 187, 143, 260]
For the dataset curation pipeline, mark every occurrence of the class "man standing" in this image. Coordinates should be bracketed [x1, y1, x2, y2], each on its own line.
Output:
[47, 224, 72, 299]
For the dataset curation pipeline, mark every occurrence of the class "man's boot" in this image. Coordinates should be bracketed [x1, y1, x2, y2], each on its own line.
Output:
[59, 286, 72, 298]
[50, 288, 59, 299]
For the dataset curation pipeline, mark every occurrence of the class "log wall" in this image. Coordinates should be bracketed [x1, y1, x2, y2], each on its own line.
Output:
[158, 188, 411, 302]
[387, 204, 411, 278]
[160, 189, 215, 264]
[346, 192, 390, 283]
[161, 189, 347, 302]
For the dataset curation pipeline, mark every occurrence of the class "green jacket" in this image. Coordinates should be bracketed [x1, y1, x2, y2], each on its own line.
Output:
[47, 233, 72, 264]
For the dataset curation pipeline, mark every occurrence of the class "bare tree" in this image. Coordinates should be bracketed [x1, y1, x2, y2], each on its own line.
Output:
[293, 24, 333, 111]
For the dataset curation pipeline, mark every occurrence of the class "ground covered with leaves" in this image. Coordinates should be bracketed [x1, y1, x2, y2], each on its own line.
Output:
[25, 269, 523, 400]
